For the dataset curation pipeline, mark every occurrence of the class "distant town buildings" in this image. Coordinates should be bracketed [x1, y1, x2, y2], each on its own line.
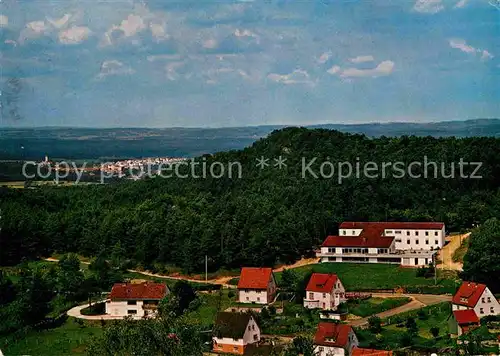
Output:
[317, 221, 446, 266]
[105, 282, 169, 319]
[237, 267, 277, 305]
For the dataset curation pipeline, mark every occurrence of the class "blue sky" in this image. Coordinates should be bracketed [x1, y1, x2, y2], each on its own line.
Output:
[0, 0, 499, 127]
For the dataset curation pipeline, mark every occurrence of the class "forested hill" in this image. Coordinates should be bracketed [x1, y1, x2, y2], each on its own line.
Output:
[2, 127, 500, 272]
[1, 118, 500, 160]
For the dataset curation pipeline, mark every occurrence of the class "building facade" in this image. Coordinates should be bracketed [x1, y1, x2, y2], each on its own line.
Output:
[318, 221, 445, 266]
[237, 267, 277, 304]
[304, 273, 346, 310]
[105, 282, 169, 319]
[212, 312, 261, 355]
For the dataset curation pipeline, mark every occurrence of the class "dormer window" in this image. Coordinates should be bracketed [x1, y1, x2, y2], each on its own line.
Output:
[460, 297, 468, 303]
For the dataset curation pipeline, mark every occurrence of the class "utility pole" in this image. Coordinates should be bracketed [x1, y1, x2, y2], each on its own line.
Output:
[205, 255, 208, 283]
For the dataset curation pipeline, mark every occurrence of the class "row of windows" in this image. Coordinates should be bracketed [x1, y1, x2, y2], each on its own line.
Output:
[479, 307, 496, 314]
[395, 239, 439, 245]
[387, 230, 440, 236]
[481, 297, 492, 303]
[308, 292, 345, 299]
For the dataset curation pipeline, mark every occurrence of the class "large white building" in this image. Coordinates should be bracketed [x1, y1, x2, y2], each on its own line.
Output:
[304, 273, 346, 310]
[105, 282, 169, 319]
[318, 221, 445, 266]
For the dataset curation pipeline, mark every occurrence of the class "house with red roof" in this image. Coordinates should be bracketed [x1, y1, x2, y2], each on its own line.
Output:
[314, 322, 359, 356]
[448, 309, 480, 337]
[304, 273, 346, 310]
[106, 282, 169, 318]
[352, 347, 393, 356]
[452, 281, 500, 318]
[318, 221, 445, 266]
[237, 267, 276, 304]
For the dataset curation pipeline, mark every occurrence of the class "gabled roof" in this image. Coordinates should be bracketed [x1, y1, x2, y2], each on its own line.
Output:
[452, 309, 480, 325]
[352, 347, 393, 356]
[314, 322, 353, 348]
[237, 267, 273, 290]
[322, 235, 394, 248]
[452, 281, 487, 307]
[109, 282, 168, 300]
[213, 312, 254, 339]
[306, 273, 339, 293]
[340, 222, 444, 230]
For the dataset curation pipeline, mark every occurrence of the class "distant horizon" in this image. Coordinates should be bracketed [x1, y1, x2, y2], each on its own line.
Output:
[1, 117, 499, 130]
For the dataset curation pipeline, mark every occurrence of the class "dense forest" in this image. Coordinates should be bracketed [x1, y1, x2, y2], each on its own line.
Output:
[2, 127, 500, 272]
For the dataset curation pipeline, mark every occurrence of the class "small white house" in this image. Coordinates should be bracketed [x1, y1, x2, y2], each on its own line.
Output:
[105, 282, 169, 319]
[237, 267, 277, 305]
[314, 322, 359, 356]
[212, 312, 261, 355]
[304, 273, 346, 310]
[452, 281, 500, 317]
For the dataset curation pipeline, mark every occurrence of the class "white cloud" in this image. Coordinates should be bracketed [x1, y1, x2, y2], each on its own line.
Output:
[327, 65, 341, 74]
[59, 26, 91, 45]
[267, 69, 315, 85]
[97, 60, 135, 79]
[18, 20, 51, 44]
[481, 50, 494, 60]
[150, 22, 169, 41]
[454, 0, 468, 8]
[4, 39, 16, 46]
[203, 38, 218, 49]
[449, 38, 476, 53]
[0, 15, 8, 27]
[449, 38, 494, 60]
[413, 0, 444, 14]
[349, 55, 374, 63]
[318, 52, 331, 64]
[147, 54, 182, 62]
[46, 14, 71, 29]
[339, 60, 395, 78]
[165, 62, 185, 81]
[101, 14, 147, 46]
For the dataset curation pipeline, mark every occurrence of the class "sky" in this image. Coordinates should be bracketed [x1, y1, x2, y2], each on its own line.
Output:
[0, 0, 499, 128]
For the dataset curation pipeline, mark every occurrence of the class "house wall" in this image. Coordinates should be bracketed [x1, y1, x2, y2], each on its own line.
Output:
[389, 228, 444, 251]
[314, 345, 345, 356]
[474, 288, 500, 317]
[106, 300, 159, 318]
[242, 317, 261, 344]
[238, 289, 268, 304]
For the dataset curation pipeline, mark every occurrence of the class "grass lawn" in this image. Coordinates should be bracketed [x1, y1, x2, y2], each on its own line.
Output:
[275, 263, 459, 293]
[184, 289, 235, 328]
[0, 318, 102, 356]
[356, 302, 454, 352]
[344, 297, 411, 317]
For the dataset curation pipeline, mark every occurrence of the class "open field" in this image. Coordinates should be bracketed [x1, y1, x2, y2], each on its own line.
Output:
[0, 318, 102, 356]
[345, 297, 411, 317]
[274, 263, 460, 293]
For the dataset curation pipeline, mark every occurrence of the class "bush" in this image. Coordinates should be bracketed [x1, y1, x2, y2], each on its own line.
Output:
[368, 316, 382, 334]
[81, 302, 105, 315]
[430, 326, 439, 337]
[405, 317, 418, 334]
[227, 290, 235, 299]
[417, 309, 428, 320]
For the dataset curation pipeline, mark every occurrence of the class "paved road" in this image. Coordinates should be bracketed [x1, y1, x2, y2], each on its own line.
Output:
[66, 299, 127, 320]
[347, 293, 451, 327]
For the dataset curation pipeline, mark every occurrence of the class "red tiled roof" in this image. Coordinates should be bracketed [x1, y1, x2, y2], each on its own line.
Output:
[306, 273, 339, 293]
[453, 309, 480, 325]
[237, 267, 273, 290]
[322, 234, 394, 248]
[314, 322, 353, 348]
[109, 282, 168, 300]
[452, 281, 487, 307]
[352, 347, 393, 356]
[340, 221, 444, 230]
